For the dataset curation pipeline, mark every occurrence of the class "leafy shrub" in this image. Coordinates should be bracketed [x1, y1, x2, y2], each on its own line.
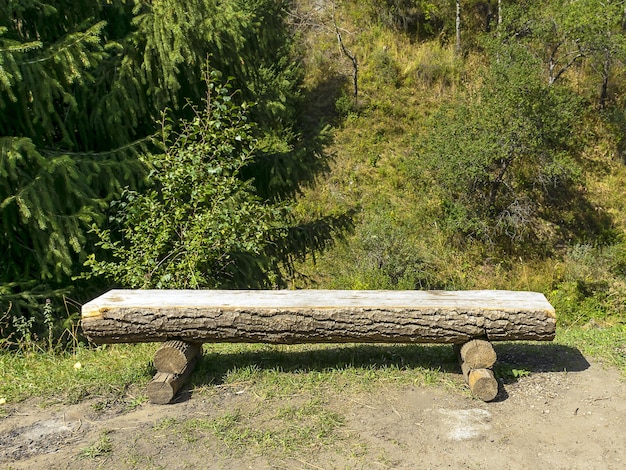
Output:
[335, 93, 359, 117]
[319, 205, 438, 290]
[368, 48, 401, 87]
[87, 74, 288, 289]
[87, 72, 352, 290]
[550, 243, 626, 326]
[414, 41, 584, 253]
[363, 0, 445, 38]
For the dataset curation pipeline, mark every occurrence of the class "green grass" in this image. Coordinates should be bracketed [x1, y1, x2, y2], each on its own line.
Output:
[0, 343, 158, 405]
[190, 342, 459, 399]
[557, 325, 626, 374]
[161, 398, 345, 455]
[0, 341, 460, 406]
[1, 325, 623, 410]
[78, 430, 114, 460]
[147, 400, 348, 460]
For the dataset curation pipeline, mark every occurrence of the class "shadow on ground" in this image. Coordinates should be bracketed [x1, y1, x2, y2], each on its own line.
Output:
[494, 342, 590, 373]
[186, 342, 589, 391]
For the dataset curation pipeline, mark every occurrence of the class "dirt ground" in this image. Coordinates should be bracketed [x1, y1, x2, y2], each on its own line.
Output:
[1, 344, 625, 470]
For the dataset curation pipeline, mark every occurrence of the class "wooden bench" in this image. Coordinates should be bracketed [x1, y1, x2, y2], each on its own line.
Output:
[81, 289, 556, 403]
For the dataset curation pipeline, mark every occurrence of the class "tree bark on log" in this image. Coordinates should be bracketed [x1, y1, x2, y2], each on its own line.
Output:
[81, 290, 556, 345]
[154, 340, 203, 375]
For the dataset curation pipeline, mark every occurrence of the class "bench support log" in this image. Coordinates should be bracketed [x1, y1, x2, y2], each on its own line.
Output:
[154, 340, 203, 375]
[81, 290, 556, 345]
[461, 363, 499, 402]
[147, 369, 194, 404]
[148, 340, 202, 403]
[455, 339, 499, 402]
[454, 339, 497, 369]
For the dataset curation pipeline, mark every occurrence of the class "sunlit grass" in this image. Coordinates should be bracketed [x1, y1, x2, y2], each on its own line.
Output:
[191, 342, 460, 399]
[0, 324, 623, 411]
[557, 325, 626, 376]
[0, 343, 158, 405]
[150, 397, 347, 457]
[0, 341, 460, 406]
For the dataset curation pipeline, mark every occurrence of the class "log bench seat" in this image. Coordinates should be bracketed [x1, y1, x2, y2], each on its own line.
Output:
[81, 289, 556, 403]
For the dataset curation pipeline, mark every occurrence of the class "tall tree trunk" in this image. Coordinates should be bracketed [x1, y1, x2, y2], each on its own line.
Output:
[599, 48, 611, 107]
[456, 0, 462, 55]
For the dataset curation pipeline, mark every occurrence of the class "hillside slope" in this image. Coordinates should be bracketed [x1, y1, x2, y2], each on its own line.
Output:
[292, 0, 626, 331]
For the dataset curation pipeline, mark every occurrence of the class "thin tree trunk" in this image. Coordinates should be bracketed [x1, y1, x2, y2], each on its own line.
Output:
[456, 0, 461, 55]
[599, 48, 611, 107]
[333, 2, 358, 103]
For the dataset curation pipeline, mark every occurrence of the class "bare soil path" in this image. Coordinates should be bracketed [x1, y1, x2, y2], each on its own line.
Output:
[1, 344, 625, 469]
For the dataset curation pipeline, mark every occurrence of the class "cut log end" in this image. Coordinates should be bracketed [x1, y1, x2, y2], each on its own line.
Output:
[147, 353, 198, 404]
[458, 339, 497, 369]
[461, 364, 499, 402]
[469, 369, 499, 402]
[147, 372, 178, 405]
[154, 340, 203, 375]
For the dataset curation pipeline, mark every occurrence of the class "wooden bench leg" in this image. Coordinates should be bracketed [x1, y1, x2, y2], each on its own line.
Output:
[154, 340, 203, 375]
[455, 339, 499, 402]
[148, 340, 203, 404]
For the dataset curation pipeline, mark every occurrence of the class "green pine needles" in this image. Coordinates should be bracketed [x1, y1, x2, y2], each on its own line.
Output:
[1, 0, 330, 339]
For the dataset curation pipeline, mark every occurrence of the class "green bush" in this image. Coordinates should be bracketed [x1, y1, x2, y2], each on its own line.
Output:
[549, 243, 626, 326]
[368, 48, 401, 87]
[87, 74, 288, 289]
[414, 41, 584, 253]
[335, 93, 359, 118]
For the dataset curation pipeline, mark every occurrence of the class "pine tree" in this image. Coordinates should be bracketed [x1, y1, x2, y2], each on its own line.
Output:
[1, 0, 331, 335]
[1, 1, 141, 322]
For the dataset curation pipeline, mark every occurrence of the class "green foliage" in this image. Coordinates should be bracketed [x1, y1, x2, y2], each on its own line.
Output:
[416, 41, 584, 252]
[0, 2, 146, 328]
[359, 0, 511, 45]
[549, 242, 626, 327]
[502, 0, 626, 104]
[361, 0, 448, 38]
[368, 48, 402, 87]
[558, 0, 626, 105]
[494, 363, 531, 381]
[335, 92, 359, 117]
[331, 208, 437, 290]
[87, 73, 351, 289]
[3, 0, 626, 354]
[411, 42, 460, 87]
[87, 76, 284, 289]
[1, 0, 322, 337]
